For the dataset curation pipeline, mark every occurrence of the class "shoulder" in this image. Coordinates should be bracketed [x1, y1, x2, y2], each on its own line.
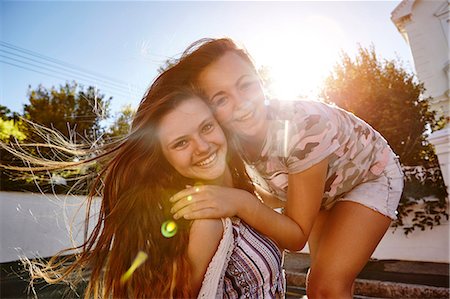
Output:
[188, 219, 224, 293]
[189, 219, 224, 246]
[269, 99, 336, 124]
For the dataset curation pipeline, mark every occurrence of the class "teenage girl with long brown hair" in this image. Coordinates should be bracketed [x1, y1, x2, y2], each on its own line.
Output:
[2, 63, 285, 297]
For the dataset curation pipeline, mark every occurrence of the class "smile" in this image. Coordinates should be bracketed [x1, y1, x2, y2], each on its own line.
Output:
[195, 152, 217, 167]
[235, 110, 254, 122]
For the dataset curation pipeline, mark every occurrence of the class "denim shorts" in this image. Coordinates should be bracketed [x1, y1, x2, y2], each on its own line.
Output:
[336, 153, 404, 220]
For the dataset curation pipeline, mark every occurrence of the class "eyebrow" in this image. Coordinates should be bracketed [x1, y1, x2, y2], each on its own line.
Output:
[166, 117, 215, 148]
[209, 74, 253, 101]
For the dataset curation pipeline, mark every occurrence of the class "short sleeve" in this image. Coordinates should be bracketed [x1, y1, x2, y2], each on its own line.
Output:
[286, 112, 340, 173]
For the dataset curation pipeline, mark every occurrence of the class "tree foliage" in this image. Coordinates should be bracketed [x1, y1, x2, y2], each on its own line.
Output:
[1, 82, 111, 193]
[321, 45, 444, 166]
[23, 82, 111, 144]
[0, 105, 26, 142]
[321, 45, 447, 234]
[0, 104, 12, 120]
[105, 104, 136, 140]
[0, 119, 26, 142]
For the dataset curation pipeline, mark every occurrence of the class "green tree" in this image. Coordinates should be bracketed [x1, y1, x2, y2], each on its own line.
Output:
[0, 104, 26, 142]
[321, 45, 447, 234]
[23, 82, 111, 143]
[321, 45, 444, 166]
[106, 104, 136, 139]
[0, 104, 12, 120]
[1, 82, 111, 193]
[0, 119, 26, 142]
[0, 110, 31, 192]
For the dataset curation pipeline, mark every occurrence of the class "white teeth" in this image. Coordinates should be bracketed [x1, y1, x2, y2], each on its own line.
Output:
[197, 152, 217, 166]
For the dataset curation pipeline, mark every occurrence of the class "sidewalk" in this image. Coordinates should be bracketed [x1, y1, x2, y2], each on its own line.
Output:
[2, 253, 449, 298]
[284, 252, 449, 299]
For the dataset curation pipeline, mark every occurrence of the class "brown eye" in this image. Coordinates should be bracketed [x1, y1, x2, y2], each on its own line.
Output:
[212, 96, 228, 107]
[202, 122, 214, 133]
[172, 140, 188, 150]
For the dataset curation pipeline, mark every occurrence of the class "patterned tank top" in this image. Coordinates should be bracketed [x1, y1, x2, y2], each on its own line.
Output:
[223, 218, 285, 298]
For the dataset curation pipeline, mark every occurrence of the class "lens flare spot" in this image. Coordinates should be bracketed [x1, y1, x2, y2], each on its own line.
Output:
[120, 251, 148, 284]
[187, 195, 193, 201]
[161, 220, 178, 238]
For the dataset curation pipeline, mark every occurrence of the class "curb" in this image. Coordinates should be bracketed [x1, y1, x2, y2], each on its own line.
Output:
[286, 271, 450, 299]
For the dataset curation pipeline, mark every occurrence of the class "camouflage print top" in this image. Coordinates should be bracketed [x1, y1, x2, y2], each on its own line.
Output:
[237, 100, 394, 209]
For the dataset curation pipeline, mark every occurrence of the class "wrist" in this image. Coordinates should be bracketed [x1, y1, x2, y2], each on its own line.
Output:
[236, 190, 262, 220]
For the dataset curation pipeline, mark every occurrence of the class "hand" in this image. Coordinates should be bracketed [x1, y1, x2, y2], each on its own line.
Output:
[170, 185, 248, 220]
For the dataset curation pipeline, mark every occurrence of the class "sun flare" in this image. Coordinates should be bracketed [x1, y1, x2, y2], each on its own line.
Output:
[249, 15, 346, 101]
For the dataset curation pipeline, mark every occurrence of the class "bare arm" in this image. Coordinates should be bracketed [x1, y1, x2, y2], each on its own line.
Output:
[236, 159, 327, 250]
[187, 219, 223, 295]
[254, 184, 285, 209]
[171, 158, 328, 251]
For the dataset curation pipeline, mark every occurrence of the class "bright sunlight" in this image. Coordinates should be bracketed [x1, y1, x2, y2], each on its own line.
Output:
[248, 15, 347, 101]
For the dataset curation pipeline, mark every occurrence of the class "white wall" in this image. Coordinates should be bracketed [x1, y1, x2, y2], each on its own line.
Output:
[299, 198, 449, 263]
[402, 0, 449, 117]
[392, 0, 449, 119]
[372, 219, 449, 263]
[0, 191, 99, 263]
[301, 218, 449, 263]
[1, 192, 449, 263]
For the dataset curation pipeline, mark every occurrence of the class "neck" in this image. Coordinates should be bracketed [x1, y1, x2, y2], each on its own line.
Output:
[202, 166, 234, 187]
[238, 121, 268, 163]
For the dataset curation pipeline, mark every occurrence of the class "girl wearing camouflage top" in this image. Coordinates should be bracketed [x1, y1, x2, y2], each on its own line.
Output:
[170, 38, 404, 299]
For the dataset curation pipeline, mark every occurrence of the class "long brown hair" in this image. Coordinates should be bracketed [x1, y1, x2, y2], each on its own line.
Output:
[3, 50, 255, 298]
[20, 89, 202, 298]
[172, 37, 257, 89]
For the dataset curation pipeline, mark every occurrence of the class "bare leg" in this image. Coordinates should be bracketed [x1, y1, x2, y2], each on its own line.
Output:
[308, 209, 330, 264]
[306, 201, 391, 299]
[306, 209, 329, 290]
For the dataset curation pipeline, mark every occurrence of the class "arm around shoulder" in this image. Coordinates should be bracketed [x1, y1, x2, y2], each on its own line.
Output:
[237, 158, 329, 251]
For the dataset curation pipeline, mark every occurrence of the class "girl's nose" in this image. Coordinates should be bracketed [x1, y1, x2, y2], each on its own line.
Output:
[194, 136, 211, 155]
[233, 100, 256, 120]
[236, 99, 254, 111]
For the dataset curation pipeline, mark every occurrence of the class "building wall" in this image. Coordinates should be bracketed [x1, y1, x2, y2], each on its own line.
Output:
[372, 217, 449, 263]
[392, 0, 450, 193]
[392, 0, 449, 119]
[302, 204, 450, 263]
[0, 191, 98, 263]
[1, 192, 449, 263]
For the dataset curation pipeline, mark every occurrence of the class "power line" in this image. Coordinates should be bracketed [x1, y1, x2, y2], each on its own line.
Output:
[0, 41, 130, 87]
[0, 53, 132, 97]
[0, 41, 144, 100]
[1, 59, 132, 100]
[0, 48, 132, 93]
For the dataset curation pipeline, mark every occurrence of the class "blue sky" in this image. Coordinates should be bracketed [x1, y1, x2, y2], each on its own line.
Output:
[1, 1, 413, 116]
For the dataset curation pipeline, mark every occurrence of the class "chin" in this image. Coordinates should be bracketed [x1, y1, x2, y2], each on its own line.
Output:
[238, 119, 266, 140]
[197, 174, 222, 183]
[236, 128, 260, 140]
[199, 166, 227, 183]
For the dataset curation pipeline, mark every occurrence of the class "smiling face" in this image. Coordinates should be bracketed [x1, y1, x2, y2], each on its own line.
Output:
[197, 51, 268, 142]
[158, 96, 229, 183]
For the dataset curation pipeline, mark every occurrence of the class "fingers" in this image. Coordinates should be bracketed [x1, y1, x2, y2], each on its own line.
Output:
[170, 195, 199, 216]
[170, 191, 204, 215]
[170, 185, 203, 203]
[173, 200, 213, 220]
[180, 208, 220, 220]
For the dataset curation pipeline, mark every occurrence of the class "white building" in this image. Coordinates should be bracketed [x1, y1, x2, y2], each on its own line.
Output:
[391, 0, 450, 191]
